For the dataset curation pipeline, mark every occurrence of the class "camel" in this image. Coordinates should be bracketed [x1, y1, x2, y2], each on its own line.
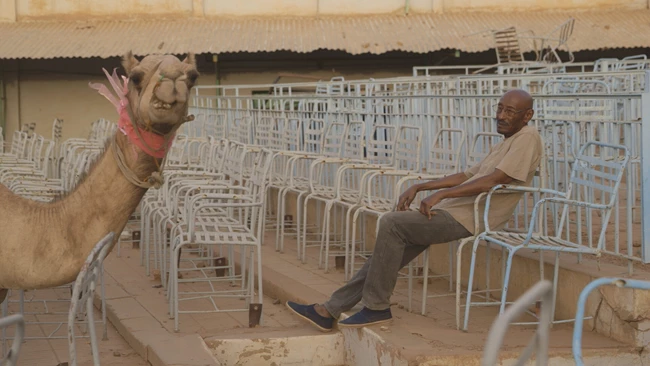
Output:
[0, 52, 199, 301]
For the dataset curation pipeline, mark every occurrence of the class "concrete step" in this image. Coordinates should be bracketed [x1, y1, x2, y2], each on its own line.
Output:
[249, 241, 646, 366]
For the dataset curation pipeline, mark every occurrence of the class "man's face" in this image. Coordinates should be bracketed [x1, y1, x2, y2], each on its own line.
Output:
[495, 94, 533, 138]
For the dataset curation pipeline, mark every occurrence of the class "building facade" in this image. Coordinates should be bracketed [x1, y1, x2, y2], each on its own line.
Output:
[1, 0, 649, 140]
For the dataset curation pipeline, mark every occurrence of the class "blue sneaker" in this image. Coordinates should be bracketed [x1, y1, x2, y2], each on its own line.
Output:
[338, 307, 392, 328]
[286, 301, 334, 332]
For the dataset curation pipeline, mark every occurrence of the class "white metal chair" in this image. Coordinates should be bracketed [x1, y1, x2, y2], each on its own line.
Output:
[530, 18, 576, 64]
[0, 314, 25, 366]
[300, 121, 367, 267]
[481, 280, 553, 366]
[68, 232, 115, 366]
[168, 148, 274, 331]
[335, 125, 424, 280]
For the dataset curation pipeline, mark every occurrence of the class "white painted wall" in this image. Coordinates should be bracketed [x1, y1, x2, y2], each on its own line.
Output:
[2, 0, 646, 20]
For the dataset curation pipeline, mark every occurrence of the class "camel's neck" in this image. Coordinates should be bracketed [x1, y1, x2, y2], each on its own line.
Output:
[63, 132, 160, 254]
[0, 131, 163, 289]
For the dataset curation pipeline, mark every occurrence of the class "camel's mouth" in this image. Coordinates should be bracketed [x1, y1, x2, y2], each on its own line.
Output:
[151, 94, 177, 111]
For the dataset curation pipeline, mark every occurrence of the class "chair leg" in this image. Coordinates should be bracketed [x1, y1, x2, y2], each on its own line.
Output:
[498, 249, 518, 316]
[455, 237, 473, 330]
[550, 252, 560, 327]
[349, 208, 363, 281]
[462, 237, 483, 332]
[322, 201, 335, 272]
[420, 247, 430, 315]
[173, 244, 182, 332]
[448, 242, 454, 292]
[275, 188, 285, 252]
[343, 205, 357, 281]
[301, 194, 310, 264]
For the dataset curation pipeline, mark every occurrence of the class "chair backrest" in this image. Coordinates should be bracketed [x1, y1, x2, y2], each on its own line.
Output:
[245, 148, 275, 202]
[365, 124, 397, 166]
[205, 112, 227, 140]
[266, 117, 286, 151]
[322, 121, 347, 158]
[234, 116, 253, 144]
[208, 137, 230, 173]
[557, 141, 630, 250]
[541, 17, 575, 63]
[52, 118, 63, 142]
[8, 131, 26, 156]
[394, 125, 423, 171]
[492, 27, 524, 64]
[304, 119, 325, 154]
[616, 55, 648, 71]
[555, 18, 575, 47]
[221, 141, 247, 183]
[428, 128, 466, 175]
[254, 116, 274, 146]
[282, 118, 302, 152]
[468, 132, 503, 167]
[343, 121, 365, 159]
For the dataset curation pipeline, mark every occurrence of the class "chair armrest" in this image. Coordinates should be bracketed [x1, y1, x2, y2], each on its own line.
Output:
[481, 184, 567, 233]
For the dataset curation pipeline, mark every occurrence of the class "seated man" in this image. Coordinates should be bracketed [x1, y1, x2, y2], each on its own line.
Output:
[287, 89, 543, 331]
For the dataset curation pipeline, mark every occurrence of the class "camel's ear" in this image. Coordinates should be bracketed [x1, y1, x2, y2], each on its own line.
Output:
[122, 51, 140, 74]
[182, 53, 197, 67]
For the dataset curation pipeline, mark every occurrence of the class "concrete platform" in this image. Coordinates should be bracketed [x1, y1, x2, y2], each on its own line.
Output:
[91, 228, 646, 366]
[1, 287, 147, 366]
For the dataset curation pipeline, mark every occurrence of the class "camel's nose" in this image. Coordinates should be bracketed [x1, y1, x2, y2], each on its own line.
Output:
[154, 69, 189, 104]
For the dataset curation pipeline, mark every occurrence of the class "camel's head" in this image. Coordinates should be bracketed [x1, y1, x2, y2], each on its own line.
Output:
[121, 52, 199, 136]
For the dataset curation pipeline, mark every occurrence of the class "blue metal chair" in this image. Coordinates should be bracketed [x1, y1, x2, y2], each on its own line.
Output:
[572, 277, 650, 366]
[462, 141, 630, 331]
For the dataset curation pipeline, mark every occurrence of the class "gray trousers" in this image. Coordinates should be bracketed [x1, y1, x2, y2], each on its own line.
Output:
[323, 210, 471, 318]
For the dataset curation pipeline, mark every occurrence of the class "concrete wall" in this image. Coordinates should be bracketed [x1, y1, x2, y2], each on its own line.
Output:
[2, 0, 646, 20]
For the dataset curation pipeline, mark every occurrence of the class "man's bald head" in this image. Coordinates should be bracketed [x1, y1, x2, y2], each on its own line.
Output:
[495, 89, 535, 138]
[502, 89, 533, 110]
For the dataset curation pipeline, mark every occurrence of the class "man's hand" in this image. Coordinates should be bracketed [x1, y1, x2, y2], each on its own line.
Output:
[396, 186, 418, 211]
[419, 192, 445, 219]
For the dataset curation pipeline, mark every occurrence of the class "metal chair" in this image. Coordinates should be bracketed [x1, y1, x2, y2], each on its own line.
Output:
[168, 148, 273, 331]
[572, 277, 650, 366]
[462, 141, 630, 331]
[68, 232, 115, 366]
[529, 18, 576, 64]
[481, 280, 553, 366]
[0, 314, 25, 366]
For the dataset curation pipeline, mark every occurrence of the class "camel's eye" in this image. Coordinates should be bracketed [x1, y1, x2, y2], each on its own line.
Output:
[129, 70, 145, 89]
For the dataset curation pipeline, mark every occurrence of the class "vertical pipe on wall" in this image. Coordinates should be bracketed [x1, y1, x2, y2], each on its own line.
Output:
[404, 0, 410, 15]
[213, 54, 220, 97]
[0, 78, 5, 144]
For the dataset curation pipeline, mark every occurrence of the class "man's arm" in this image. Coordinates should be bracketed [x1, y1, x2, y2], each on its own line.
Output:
[418, 169, 515, 218]
[396, 172, 470, 211]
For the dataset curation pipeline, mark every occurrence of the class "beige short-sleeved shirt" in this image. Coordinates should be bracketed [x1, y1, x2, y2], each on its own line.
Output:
[434, 125, 542, 234]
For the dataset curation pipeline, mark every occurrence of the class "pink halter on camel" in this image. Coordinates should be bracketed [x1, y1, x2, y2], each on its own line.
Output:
[89, 68, 174, 158]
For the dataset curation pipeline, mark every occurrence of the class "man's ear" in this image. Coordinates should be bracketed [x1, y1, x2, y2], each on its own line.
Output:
[525, 108, 535, 122]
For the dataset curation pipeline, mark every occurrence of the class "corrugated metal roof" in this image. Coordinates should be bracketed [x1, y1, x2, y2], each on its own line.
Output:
[1, 10, 649, 59]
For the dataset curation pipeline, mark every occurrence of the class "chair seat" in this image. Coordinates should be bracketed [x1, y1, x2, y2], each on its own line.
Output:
[181, 225, 259, 245]
[483, 231, 599, 254]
